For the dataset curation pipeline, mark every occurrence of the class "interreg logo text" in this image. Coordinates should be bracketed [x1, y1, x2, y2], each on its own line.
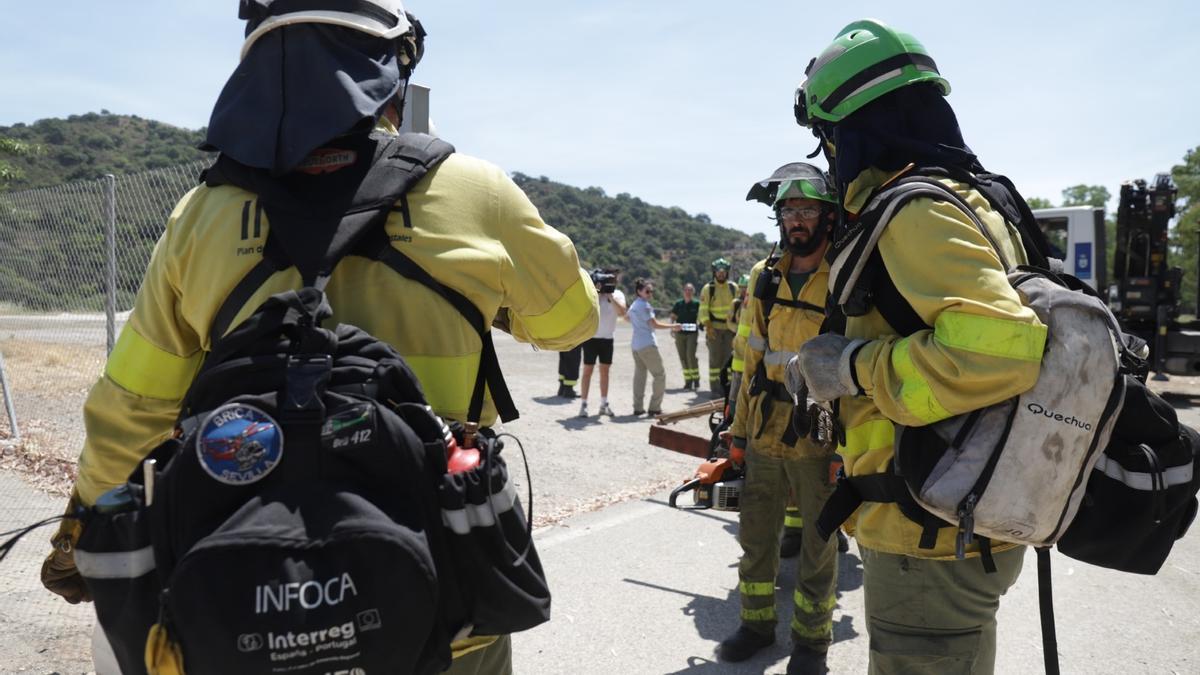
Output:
[256, 573, 359, 614]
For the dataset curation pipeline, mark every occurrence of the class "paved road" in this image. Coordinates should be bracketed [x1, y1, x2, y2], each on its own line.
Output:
[2, 318, 1200, 673]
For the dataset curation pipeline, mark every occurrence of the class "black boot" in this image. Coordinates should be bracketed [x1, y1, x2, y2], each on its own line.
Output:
[557, 383, 577, 399]
[715, 625, 774, 662]
[836, 529, 850, 553]
[786, 644, 828, 675]
[780, 528, 803, 558]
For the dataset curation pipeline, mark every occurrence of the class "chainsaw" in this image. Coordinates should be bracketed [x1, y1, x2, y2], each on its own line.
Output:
[650, 397, 746, 510]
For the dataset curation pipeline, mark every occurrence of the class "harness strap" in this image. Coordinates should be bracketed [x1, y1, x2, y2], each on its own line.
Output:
[1037, 547, 1061, 675]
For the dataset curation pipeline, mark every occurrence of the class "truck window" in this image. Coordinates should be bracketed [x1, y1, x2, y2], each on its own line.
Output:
[1035, 216, 1068, 259]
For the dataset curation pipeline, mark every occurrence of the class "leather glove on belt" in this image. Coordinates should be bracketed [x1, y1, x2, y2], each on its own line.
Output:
[794, 334, 868, 403]
[41, 490, 91, 604]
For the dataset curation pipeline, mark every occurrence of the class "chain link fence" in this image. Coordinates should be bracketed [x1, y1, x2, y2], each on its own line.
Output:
[0, 160, 208, 672]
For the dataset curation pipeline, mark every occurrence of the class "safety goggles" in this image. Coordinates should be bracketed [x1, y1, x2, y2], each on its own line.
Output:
[778, 205, 822, 222]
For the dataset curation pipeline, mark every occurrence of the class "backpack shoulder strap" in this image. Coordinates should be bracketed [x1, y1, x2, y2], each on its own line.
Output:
[207, 132, 454, 344]
[826, 174, 1011, 337]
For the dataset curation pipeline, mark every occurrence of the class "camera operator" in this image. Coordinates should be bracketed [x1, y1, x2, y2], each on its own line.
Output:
[579, 269, 627, 417]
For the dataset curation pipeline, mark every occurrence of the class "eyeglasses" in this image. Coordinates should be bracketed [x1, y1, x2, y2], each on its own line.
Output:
[642, 289, 654, 295]
[778, 206, 821, 222]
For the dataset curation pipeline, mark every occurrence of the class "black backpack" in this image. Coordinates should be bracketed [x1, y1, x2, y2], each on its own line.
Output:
[70, 132, 550, 675]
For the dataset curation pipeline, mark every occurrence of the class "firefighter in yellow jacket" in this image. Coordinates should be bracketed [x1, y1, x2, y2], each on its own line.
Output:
[789, 19, 1045, 674]
[699, 258, 739, 397]
[717, 170, 839, 675]
[40, 3, 598, 674]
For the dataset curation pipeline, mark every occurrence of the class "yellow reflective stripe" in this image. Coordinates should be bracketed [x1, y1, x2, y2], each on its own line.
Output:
[742, 606, 777, 622]
[105, 327, 202, 401]
[793, 590, 837, 615]
[737, 322, 752, 338]
[784, 514, 804, 528]
[791, 616, 833, 640]
[404, 352, 481, 415]
[515, 276, 595, 339]
[934, 311, 1047, 362]
[739, 581, 775, 596]
[731, 357, 745, 373]
[891, 338, 951, 424]
[838, 419, 895, 458]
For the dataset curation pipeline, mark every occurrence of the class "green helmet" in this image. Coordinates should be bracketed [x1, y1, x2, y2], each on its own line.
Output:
[795, 19, 950, 127]
[747, 162, 837, 206]
[773, 172, 837, 207]
[712, 257, 731, 272]
[738, 273, 751, 287]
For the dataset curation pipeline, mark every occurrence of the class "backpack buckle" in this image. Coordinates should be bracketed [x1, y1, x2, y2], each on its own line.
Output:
[282, 354, 332, 420]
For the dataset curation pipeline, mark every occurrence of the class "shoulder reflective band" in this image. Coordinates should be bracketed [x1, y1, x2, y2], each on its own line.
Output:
[819, 52, 938, 114]
[515, 276, 596, 340]
[934, 311, 1046, 362]
[74, 546, 155, 579]
[106, 327, 203, 401]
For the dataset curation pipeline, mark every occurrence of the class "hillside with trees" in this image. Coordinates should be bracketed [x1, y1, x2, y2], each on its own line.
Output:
[0, 113, 770, 309]
[0, 111, 212, 189]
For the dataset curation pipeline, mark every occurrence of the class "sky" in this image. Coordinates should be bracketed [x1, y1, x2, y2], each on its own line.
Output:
[3, 1, 1198, 239]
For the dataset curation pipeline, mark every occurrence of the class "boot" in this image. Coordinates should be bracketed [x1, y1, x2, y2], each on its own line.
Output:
[780, 527, 803, 558]
[836, 529, 850, 553]
[715, 625, 774, 662]
[557, 383, 577, 399]
[786, 644, 828, 675]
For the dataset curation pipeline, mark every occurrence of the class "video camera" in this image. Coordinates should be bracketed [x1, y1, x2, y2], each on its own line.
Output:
[590, 268, 619, 294]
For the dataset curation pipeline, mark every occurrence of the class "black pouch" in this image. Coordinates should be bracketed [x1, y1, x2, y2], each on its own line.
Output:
[438, 436, 551, 636]
[163, 487, 449, 675]
[75, 480, 160, 675]
[1058, 375, 1200, 574]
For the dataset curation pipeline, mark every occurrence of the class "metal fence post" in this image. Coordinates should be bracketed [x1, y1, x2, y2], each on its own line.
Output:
[105, 174, 117, 355]
[0, 348, 18, 442]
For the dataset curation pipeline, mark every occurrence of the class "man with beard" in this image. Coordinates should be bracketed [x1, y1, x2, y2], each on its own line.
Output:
[716, 166, 839, 675]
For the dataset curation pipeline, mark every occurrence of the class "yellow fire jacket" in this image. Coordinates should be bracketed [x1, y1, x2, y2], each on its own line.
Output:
[698, 279, 738, 331]
[731, 255, 833, 460]
[838, 166, 1046, 559]
[75, 143, 598, 507]
[730, 296, 748, 373]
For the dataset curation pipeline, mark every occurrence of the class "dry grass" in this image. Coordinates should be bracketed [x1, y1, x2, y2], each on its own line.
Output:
[0, 340, 99, 494]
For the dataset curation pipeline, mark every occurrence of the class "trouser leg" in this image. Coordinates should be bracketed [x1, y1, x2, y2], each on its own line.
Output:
[862, 545, 1025, 675]
[632, 348, 649, 412]
[558, 346, 581, 387]
[785, 455, 838, 651]
[708, 330, 733, 393]
[685, 333, 699, 384]
[444, 635, 513, 675]
[642, 347, 666, 411]
[674, 333, 690, 385]
[736, 444, 787, 635]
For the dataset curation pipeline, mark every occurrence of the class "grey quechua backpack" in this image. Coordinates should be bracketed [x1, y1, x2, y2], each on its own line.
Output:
[823, 173, 1128, 555]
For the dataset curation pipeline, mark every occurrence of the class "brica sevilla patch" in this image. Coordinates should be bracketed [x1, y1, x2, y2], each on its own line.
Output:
[196, 403, 284, 485]
[322, 403, 377, 452]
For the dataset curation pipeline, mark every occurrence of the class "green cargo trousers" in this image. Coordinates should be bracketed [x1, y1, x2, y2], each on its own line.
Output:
[736, 448, 838, 649]
[861, 546, 1025, 675]
[673, 331, 700, 384]
[706, 327, 734, 394]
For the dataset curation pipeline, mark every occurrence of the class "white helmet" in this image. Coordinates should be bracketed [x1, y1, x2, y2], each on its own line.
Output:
[240, 0, 414, 60]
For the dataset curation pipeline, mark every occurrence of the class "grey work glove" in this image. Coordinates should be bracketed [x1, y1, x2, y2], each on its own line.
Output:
[794, 334, 868, 403]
